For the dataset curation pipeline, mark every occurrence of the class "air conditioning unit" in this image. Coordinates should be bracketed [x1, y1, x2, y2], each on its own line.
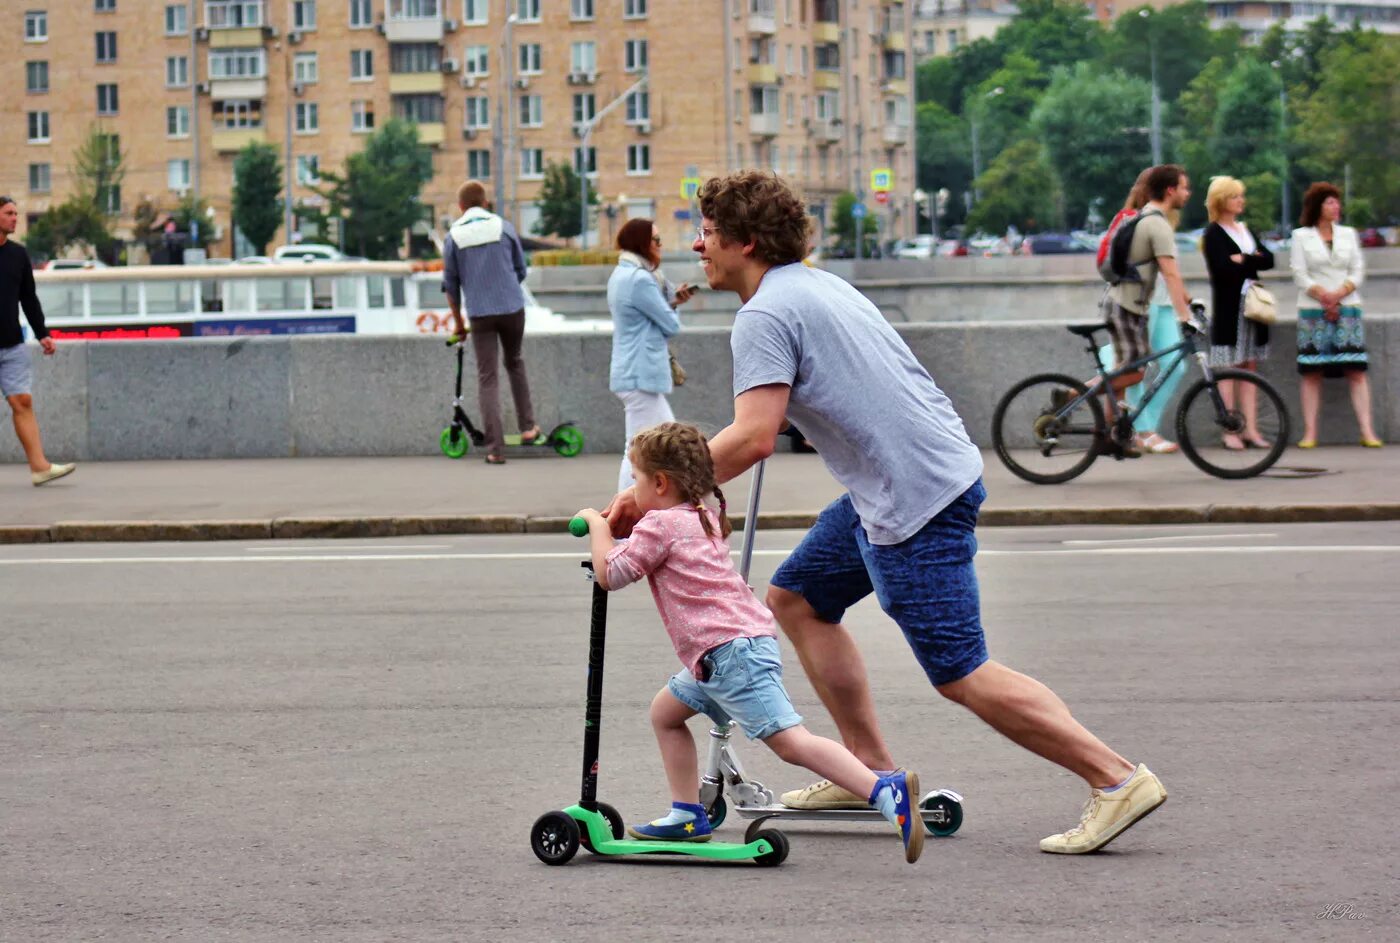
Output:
[444, 18, 458, 32]
[460, 74, 478, 88]
[567, 71, 596, 85]
[292, 81, 306, 96]
[194, 26, 208, 41]
[441, 58, 459, 73]
[636, 121, 651, 135]
[462, 127, 477, 140]
[262, 25, 279, 38]
[288, 30, 302, 44]
[513, 77, 530, 89]
[197, 81, 211, 94]
[375, 22, 386, 35]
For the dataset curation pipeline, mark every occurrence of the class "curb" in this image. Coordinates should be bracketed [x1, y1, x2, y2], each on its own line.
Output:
[4, 504, 1399, 544]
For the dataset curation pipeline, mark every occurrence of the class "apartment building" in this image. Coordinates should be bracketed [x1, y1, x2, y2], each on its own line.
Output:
[5, 0, 917, 257]
[1205, 0, 1399, 37]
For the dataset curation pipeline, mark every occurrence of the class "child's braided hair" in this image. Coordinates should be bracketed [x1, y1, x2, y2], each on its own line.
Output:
[628, 422, 731, 540]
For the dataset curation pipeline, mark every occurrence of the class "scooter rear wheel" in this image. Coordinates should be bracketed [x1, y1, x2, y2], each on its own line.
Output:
[530, 810, 580, 865]
[552, 425, 584, 457]
[705, 796, 727, 830]
[440, 426, 469, 459]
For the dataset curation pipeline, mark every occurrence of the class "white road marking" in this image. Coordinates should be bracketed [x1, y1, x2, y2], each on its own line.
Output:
[1062, 533, 1276, 546]
[1, 545, 1398, 566]
[243, 544, 453, 552]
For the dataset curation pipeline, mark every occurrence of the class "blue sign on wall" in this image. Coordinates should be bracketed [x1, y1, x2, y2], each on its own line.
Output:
[851, 203, 868, 219]
[194, 317, 356, 337]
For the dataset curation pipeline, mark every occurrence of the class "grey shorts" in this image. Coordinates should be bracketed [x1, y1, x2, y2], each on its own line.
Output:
[1103, 298, 1149, 367]
[0, 343, 32, 397]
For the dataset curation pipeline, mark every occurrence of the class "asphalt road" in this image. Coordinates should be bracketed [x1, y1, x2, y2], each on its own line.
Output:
[2, 523, 1396, 942]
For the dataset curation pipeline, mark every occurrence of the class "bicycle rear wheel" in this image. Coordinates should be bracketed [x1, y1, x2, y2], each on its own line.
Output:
[992, 373, 1106, 484]
[1175, 369, 1289, 479]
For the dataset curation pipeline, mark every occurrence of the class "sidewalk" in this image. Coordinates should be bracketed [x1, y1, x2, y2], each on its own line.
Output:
[2, 447, 1396, 543]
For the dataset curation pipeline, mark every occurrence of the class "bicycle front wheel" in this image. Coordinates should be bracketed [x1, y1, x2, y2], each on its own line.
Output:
[1176, 369, 1289, 479]
[992, 373, 1106, 484]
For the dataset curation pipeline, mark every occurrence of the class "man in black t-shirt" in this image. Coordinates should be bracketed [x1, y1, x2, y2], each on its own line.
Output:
[0, 196, 75, 485]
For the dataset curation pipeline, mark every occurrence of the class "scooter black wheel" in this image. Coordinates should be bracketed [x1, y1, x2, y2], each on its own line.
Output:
[744, 815, 776, 845]
[440, 426, 469, 459]
[705, 796, 727, 830]
[530, 810, 580, 865]
[751, 829, 789, 867]
[920, 792, 964, 837]
[552, 425, 584, 457]
[579, 802, 624, 854]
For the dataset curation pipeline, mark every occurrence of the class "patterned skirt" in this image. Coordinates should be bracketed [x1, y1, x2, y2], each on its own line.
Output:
[1297, 306, 1367, 377]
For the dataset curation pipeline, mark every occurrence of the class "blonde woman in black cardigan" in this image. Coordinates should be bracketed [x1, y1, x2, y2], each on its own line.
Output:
[1202, 176, 1275, 450]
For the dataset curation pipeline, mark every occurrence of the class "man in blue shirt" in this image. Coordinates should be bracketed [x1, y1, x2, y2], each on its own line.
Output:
[604, 171, 1168, 855]
[442, 181, 539, 464]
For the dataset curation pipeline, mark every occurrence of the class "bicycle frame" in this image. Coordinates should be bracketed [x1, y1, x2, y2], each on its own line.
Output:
[1057, 325, 1218, 430]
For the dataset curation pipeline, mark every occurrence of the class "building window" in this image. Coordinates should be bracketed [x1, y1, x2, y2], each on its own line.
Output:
[168, 158, 192, 191]
[209, 49, 267, 78]
[570, 41, 596, 74]
[29, 163, 52, 193]
[816, 91, 839, 120]
[351, 49, 373, 79]
[167, 105, 191, 137]
[463, 0, 488, 25]
[216, 99, 261, 129]
[166, 55, 190, 86]
[519, 94, 542, 127]
[624, 39, 647, 72]
[295, 155, 319, 185]
[464, 96, 490, 128]
[464, 45, 488, 75]
[350, 0, 372, 27]
[468, 149, 491, 177]
[206, 1, 263, 28]
[165, 4, 189, 34]
[351, 99, 374, 131]
[947, 29, 958, 52]
[294, 52, 318, 83]
[626, 143, 650, 175]
[801, 45, 808, 75]
[96, 31, 117, 63]
[574, 146, 597, 176]
[292, 0, 316, 29]
[97, 83, 119, 116]
[27, 111, 51, 143]
[623, 0, 646, 18]
[96, 0, 116, 12]
[26, 62, 49, 94]
[519, 147, 543, 178]
[25, 11, 49, 41]
[516, 0, 540, 21]
[570, 0, 594, 19]
[389, 0, 441, 17]
[572, 92, 595, 125]
[625, 89, 649, 124]
[518, 43, 541, 74]
[391, 43, 441, 72]
[295, 101, 319, 132]
[393, 94, 442, 123]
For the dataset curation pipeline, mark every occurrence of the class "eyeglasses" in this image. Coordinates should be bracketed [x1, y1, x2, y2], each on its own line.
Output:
[651, 235, 662, 245]
[695, 226, 718, 242]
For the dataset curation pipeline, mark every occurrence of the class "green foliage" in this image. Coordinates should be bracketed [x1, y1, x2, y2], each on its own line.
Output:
[1105, 2, 1238, 102]
[967, 139, 1056, 234]
[1239, 171, 1281, 231]
[1211, 58, 1283, 178]
[70, 124, 125, 218]
[173, 194, 215, 250]
[232, 141, 283, 256]
[23, 200, 116, 262]
[315, 119, 434, 260]
[533, 161, 596, 241]
[830, 191, 878, 251]
[1032, 63, 1154, 224]
[915, 102, 972, 224]
[915, 56, 961, 113]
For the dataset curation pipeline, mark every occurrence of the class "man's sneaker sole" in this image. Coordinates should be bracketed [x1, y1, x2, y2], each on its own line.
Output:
[901, 771, 925, 864]
[1040, 782, 1168, 855]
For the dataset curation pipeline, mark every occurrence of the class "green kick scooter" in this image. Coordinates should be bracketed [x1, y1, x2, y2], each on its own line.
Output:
[527, 517, 791, 867]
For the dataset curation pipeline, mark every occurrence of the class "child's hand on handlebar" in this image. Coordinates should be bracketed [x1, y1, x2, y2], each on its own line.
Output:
[601, 487, 642, 538]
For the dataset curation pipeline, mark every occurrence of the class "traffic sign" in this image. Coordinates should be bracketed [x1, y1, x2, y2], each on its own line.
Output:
[870, 168, 893, 192]
[851, 202, 868, 219]
[874, 191, 889, 205]
[680, 177, 702, 201]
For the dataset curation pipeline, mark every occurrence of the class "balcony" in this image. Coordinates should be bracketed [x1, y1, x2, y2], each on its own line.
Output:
[209, 77, 268, 100]
[748, 2, 776, 34]
[813, 70, 841, 90]
[808, 118, 841, 144]
[388, 72, 444, 94]
[750, 112, 781, 137]
[747, 63, 778, 85]
[212, 127, 266, 152]
[881, 78, 908, 96]
[208, 27, 264, 47]
[882, 124, 908, 145]
[883, 30, 906, 50]
[812, 22, 841, 43]
[383, 16, 444, 43]
[416, 122, 446, 146]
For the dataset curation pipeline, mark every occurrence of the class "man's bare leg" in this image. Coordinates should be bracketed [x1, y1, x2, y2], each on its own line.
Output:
[937, 660, 1134, 788]
[766, 586, 896, 771]
[8, 394, 51, 473]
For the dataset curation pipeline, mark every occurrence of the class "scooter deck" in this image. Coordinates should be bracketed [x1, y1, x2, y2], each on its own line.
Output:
[733, 805, 953, 825]
[568, 806, 774, 860]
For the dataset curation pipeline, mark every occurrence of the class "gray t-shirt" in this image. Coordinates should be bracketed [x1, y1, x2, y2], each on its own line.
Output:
[1107, 210, 1175, 314]
[731, 263, 983, 545]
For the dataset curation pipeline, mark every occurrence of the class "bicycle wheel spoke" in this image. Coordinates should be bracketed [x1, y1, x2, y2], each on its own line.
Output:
[994, 375, 1104, 484]
[1176, 370, 1290, 479]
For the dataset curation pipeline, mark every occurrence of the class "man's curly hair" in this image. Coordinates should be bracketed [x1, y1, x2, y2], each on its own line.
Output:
[697, 171, 813, 265]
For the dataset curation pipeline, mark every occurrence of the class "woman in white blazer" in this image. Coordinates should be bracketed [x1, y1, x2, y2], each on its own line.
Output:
[1289, 182, 1382, 448]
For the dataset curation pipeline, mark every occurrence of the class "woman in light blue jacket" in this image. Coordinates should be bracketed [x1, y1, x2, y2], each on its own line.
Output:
[608, 218, 696, 491]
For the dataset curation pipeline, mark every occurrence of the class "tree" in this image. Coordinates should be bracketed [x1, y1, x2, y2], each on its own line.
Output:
[830, 191, 878, 253]
[533, 161, 595, 241]
[70, 124, 125, 218]
[23, 200, 115, 262]
[173, 194, 216, 250]
[1171, 55, 1234, 227]
[232, 141, 282, 255]
[915, 102, 972, 225]
[1032, 63, 1154, 224]
[994, 0, 1104, 74]
[966, 139, 1057, 234]
[316, 119, 434, 259]
[1211, 58, 1283, 178]
[1105, 2, 1240, 103]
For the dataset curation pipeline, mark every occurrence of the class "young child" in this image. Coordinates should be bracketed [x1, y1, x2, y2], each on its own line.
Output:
[575, 422, 923, 863]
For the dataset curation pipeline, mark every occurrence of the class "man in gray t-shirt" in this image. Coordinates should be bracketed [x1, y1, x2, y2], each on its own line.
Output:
[603, 171, 1168, 855]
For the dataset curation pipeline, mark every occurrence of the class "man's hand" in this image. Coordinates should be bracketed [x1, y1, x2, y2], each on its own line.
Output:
[601, 486, 642, 538]
[39, 337, 55, 356]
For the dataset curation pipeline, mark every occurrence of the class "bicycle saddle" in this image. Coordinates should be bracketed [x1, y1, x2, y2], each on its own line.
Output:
[1065, 323, 1110, 338]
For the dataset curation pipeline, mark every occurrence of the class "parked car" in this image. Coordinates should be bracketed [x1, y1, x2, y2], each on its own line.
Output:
[1024, 232, 1090, 255]
[893, 235, 937, 260]
[271, 243, 344, 262]
[937, 239, 969, 257]
[41, 258, 109, 270]
[1358, 228, 1386, 248]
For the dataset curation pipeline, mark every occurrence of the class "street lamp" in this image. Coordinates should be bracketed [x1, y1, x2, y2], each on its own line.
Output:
[1271, 58, 1292, 235]
[502, 13, 518, 225]
[577, 74, 648, 250]
[912, 187, 926, 237]
[1140, 9, 1163, 166]
[969, 86, 1003, 208]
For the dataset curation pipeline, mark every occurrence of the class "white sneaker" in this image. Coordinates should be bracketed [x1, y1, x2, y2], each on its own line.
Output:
[32, 462, 76, 486]
[1040, 764, 1167, 854]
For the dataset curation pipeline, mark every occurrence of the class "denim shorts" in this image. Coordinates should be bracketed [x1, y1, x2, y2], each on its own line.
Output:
[0, 344, 32, 397]
[667, 635, 804, 741]
[770, 480, 989, 688]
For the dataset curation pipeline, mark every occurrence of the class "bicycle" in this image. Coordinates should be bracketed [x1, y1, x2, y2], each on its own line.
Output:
[992, 310, 1290, 483]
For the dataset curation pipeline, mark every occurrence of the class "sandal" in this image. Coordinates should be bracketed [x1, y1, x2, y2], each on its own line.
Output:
[519, 425, 543, 444]
[1297, 439, 1317, 449]
[1221, 433, 1246, 451]
[1244, 436, 1272, 449]
[485, 454, 507, 465]
[1136, 433, 1179, 454]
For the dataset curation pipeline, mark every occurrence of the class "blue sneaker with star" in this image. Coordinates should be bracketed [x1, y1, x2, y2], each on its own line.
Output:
[870, 770, 924, 863]
[627, 801, 713, 842]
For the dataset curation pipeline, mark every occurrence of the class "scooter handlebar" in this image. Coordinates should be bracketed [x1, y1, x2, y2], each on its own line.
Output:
[568, 516, 590, 538]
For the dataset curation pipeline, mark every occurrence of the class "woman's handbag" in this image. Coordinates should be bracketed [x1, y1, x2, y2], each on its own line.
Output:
[668, 347, 687, 387]
[1243, 282, 1278, 324]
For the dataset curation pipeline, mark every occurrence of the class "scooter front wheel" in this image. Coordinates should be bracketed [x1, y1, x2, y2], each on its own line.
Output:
[551, 425, 585, 457]
[530, 810, 580, 865]
[440, 426, 469, 459]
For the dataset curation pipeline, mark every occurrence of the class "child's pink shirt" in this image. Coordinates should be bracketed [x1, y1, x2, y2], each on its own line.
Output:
[605, 505, 777, 678]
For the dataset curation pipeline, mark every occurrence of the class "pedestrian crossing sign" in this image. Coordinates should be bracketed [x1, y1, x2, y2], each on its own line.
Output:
[870, 169, 893, 192]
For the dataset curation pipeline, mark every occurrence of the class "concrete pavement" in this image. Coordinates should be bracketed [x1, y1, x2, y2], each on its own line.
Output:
[2, 446, 1397, 543]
